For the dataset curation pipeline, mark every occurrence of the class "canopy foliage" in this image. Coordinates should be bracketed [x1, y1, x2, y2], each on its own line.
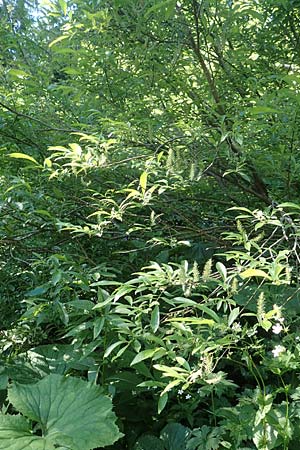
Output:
[1, 1, 300, 449]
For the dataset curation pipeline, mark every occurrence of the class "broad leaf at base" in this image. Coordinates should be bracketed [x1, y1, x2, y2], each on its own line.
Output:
[0, 373, 122, 450]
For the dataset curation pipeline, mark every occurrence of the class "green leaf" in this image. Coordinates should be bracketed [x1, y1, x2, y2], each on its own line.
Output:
[153, 365, 188, 379]
[63, 67, 81, 75]
[197, 305, 221, 323]
[7, 69, 31, 80]
[93, 317, 105, 339]
[161, 379, 181, 395]
[113, 284, 135, 301]
[228, 307, 240, 327]
[8, 153, 39, 165]
[0, 414, 50, 450]
[134, 434, 165, 450]
[104, 341, 126, 358]
[158, 392, 168, 414]
[240, 269, 271, 280]
[0, 374, 8, 390]
[49, 35, 69, 48]
[160, 423, 190, 450]
[253, 422, 278, 450]
[170, 297, 199, 307]
[150, 305, 160, 333]
[27, 344, 94, 375]
[131, 348, 162, 366]
[58, 0, 67, 15]
[4, 374, 122, 450]
[139, 171, 148, 194]
[168, 318, 215, 326]
[260, 319, 272, 332]
[278, 202, 300, 210]
[25, 284, 50, 297]
[145, 0, 176, 18]
[249, 106, 280, 115]
[216, 262, 227, 281]
[168, 299, 221, 323]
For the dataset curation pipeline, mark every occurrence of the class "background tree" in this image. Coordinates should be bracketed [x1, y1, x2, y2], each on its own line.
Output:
[1, 1, 300, 449]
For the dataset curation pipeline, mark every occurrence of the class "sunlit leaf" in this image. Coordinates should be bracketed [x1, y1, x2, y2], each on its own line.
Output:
[240, 269, 271, 280]
[249, 106, 280, 115]
[49, 35, 69, 48]
[9, 153, 39, 164]
[139, 171, 148, 194]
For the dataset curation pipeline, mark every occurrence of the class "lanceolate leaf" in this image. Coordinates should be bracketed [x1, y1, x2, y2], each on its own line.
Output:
[150, 305, 160, 332]
[240, 269, 271, 280]
[9, 153, 39, 165]
[131, 348, 163, 366]
[139, 171, 148, 194]
[216, 262, 227, 281]
[228, 307, 240, 327]
[2, 374, 122, 450]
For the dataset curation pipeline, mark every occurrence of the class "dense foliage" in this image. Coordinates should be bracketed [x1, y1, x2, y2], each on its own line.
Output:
[1, 0, 300, 448]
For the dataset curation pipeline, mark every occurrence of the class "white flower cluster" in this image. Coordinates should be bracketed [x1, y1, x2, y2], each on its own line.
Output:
[272, 318, 284, 335]
[272, 345, 286, 358]
[271, 305, 285, 335]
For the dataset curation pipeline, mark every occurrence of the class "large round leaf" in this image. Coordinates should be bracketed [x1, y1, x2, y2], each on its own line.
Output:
[0, 374, 122, 450]
[0, 414, 54, 449]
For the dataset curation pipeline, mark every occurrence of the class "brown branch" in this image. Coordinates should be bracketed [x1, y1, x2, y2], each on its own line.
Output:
[0, 129, 41, 149]
[178, 5, 272, 204]
[188, 34, 225, 115]
[0, 100, 80, 133]
[206, 168, 270, 205]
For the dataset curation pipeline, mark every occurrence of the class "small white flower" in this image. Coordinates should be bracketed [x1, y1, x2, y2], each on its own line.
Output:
[272, 323, 283, 334]
[232, 322, 242, 332]
[185, 394, 192, 400]
[178, 389, 184, 395]
[272, 345, 286, 358]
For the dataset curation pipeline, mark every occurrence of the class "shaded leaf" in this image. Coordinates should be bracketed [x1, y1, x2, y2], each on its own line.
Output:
[134, 434, 165, 450]
[150, 305, 160, 332]
[6, 374, 122, 450]
[131, 348, 162, 366]
[158, 392, 168, 414]
[160, 422, 190, 450]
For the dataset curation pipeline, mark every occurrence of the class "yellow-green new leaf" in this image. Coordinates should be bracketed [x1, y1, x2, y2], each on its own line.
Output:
[59, 0, 67, 15]
[7, 69, 31, 80]
[49, 35, 69, 48]
[139, 171, 148, 194]
[9, 153, 39, 165]
[240, 269, 271, 280]
[168, 318, 215, 326]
